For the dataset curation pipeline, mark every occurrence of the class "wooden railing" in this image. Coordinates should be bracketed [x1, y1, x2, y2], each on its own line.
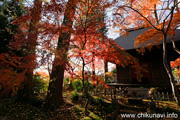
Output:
[92, 83, 176, 102]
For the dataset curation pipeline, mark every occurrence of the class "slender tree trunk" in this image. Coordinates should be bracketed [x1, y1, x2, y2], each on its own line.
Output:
[25, 0, 42, 98]
[162, 34, 180, 107]
[82, 57, 87, 95]
[12, 0, 42, 102]
[45, 0, 76, 110]
[82, 57, 90, 116]
[92, 54, 95, 76]
[104, 61, 108, 83]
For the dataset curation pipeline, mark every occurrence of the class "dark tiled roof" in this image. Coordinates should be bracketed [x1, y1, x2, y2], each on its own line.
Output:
[114, 28, 180, 50]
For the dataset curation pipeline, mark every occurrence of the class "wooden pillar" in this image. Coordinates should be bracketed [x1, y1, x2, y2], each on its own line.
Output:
[116, 64, 120, 83]
[114, 87, 116, 99]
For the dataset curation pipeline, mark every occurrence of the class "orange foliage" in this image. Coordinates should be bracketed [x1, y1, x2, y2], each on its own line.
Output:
[171, 57, 180, 78]
[0, 0, 143, 95]
[35, 70, 48, 78]
[91, 75, 109, 88]
[0, 67, 26, 96]
[134, 29, 163, 54]
[113, 0, 180, 70]
[171, 57, 180, 69]
[64, 0, 142, 88]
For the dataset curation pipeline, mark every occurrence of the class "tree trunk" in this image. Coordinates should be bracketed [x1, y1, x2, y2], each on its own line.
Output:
[12, 0, 42, 102]
[104, 61, 108, 83]
[45, 0, 76, 111]
[25, 0, 42, 98]
[82, 58, 87, 95]
[162, 34, 180, 107]
[92, 54, 95, 76]
[45, 57, 65, 111]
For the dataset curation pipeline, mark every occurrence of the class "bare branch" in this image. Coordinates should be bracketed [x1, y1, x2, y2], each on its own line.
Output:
[175, 0, 180, 12]
[163, 1, 180, 22]
[154, 4, 159, 25]
[165, 5, 176, 34]
[171, 39, 180, 54]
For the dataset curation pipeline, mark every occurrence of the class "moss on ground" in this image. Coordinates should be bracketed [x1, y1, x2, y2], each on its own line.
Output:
[0, 91, 179, 120]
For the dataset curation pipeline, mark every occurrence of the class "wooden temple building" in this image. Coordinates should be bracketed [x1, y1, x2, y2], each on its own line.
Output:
[112, 28, 180, 89]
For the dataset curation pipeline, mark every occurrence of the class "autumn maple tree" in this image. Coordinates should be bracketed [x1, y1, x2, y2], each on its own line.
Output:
[68, 0, 137, 92]
[44, 0, 77, 110]
[0, 0, 141, 112]
[0, 0, 26, 97]
[10, 0, 43, 101]
[65, 0, 140, 115]
[0, 0, 44, 101]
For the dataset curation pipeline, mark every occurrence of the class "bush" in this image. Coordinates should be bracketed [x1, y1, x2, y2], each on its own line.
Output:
[64, 78, 71, 90]
[70, 91, 79, 102]
[33, 75, 48, 94]
[85, 81, 93, 91]
[82, 92, 90, 99]
[107, 104, 115, 113]
[72, 80, 83, 92]
[89, 97, 98, 105]
[90, 97, 105, 106]
[96, 98, 105, 105]
[64, 78, 69, 83]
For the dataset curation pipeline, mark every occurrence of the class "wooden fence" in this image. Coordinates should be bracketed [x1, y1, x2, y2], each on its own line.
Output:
[93, 87, 175, 102]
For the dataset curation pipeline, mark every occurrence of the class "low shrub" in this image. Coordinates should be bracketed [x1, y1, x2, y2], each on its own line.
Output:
[64, 78, 71, 90]
[70, 91, 79, 102]
[72, 80, 83, 92]
[96, 98, 105, 105]
[33, 75, 48, 94]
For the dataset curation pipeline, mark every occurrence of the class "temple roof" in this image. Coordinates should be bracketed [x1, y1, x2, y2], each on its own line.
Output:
[114, 28, 180, 50]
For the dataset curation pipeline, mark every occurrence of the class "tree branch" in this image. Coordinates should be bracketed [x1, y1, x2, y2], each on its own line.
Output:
[165, 6, 175, 34]
[154, 4, 159, 25]
[117, 5, 161, 31]
[171, 39, 180, 54]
